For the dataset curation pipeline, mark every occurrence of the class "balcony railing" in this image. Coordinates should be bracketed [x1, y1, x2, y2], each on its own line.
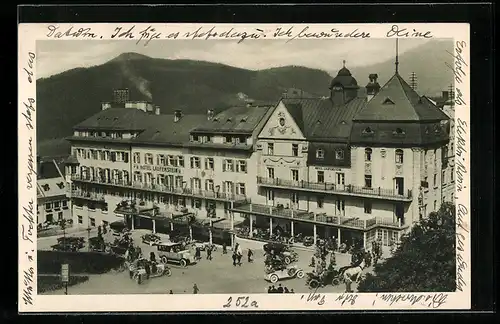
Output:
[231, 203, 406, 230]
[71, 190, 106, 202]
[70, 174, 247, 202]
[257, 176, 412, 201]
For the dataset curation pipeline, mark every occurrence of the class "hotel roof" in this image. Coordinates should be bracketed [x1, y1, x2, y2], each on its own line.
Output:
[133, 114, 207, 145]
[37, 177, 67, 199]
[74, 108, 146, 131]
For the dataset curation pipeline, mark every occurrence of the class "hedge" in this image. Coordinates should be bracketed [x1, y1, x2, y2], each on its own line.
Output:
[38, 275, 89, 294]
[38, 250, 124, 275]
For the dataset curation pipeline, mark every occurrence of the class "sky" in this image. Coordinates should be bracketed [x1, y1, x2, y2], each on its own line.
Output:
[36, 38, 431, 79]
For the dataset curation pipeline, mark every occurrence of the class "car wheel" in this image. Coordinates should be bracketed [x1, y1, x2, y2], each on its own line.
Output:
[165, 268, 172, 277]
[284, 256, 291, 265]
[180, 259, 187, 268]
[296, 270, 305, 279]
[332, 278, 340, 286]
[309, 279, 319, 289]
[161, 256, 168, 264]
[270, 274, 279, 284]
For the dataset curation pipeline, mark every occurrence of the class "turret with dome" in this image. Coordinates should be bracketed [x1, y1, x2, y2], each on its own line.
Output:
[329, 60, 360, 106]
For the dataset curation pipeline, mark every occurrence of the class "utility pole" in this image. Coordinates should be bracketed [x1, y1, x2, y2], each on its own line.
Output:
[409, 72, 418, 90]
[448, 84, 455, 108]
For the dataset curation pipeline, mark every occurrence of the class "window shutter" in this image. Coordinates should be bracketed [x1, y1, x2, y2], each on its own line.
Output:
[124, 153, 129, 163]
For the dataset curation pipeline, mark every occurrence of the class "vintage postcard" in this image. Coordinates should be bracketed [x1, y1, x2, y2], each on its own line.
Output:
[18, 22, 470, 312]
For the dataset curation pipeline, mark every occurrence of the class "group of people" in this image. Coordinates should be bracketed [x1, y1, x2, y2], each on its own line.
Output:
[267, 284, 294, 293]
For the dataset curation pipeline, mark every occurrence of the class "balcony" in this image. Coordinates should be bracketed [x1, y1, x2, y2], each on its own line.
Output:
[71, 190, 106, 202]
[257, 176, 412, 201]
[230, 203, 407, 231]
[70, 174, 247, 202]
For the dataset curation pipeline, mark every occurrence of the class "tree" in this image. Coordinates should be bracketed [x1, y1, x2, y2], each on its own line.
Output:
[357, 202, 456, 292]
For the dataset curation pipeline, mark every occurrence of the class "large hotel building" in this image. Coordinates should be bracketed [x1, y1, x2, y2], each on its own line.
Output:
[64, 63, 452, 251]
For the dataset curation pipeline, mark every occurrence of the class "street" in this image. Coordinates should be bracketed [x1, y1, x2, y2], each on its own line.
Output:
[39, 229, 366, 295]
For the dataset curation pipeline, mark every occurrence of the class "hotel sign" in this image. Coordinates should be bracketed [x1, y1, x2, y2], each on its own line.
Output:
[314, 166, 342, 171]
[133, 164, 181, 174]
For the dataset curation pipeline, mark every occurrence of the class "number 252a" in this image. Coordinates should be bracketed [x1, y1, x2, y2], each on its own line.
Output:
[223, 296, 259, 308]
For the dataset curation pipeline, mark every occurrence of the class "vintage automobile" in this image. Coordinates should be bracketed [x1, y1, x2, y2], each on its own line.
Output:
[130, 258, 172, 284]
[155, 242, 197, 267]
[52, 237, 85, 252]
[263, 242, 298, 265]
[305, 267, 343, 289]
[303, 236, 314, 247]
[265, 264, 305, 284]
[193, 241, 218, 252]
[141, 233, 161, 246]
[109, 221, 129, 237]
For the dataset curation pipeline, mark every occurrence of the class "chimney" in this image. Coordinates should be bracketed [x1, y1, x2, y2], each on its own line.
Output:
[442, 91, 449, 102]
[174, 110, 182, 122]
[113, 88, 130, 103]
[207, 109, 215, 121]
[101, 102, 111, 110]
[155, 106, 161, 115]
[365, 74, 381, 102]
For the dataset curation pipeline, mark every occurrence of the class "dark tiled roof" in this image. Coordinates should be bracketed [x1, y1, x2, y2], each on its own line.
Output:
[74, 108, 146, 131]
[308, 143, 351, 167]
[192, 105, 273, 134]
[37, 160, 66, 180]
[281, 97, 366, 142]
[353, 74, 450, 122]
[330, 67, 359, 89]
[134, 114, 207, 145]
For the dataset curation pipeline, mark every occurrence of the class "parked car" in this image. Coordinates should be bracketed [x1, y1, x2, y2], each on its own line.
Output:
[303, 236, 314, 247]
[156, 242, 197, 267]
[263, 242, 299, 264]
[265, 265, 305, 284]
[141, 233, 161, 246]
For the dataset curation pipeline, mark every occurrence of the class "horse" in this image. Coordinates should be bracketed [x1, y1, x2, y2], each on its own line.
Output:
[339, 259, 367, 287]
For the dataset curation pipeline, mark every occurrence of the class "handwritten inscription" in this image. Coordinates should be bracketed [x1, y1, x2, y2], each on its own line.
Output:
[455, 118, 467, 192]
[22, 251, 35, 305]
[300, 287, 326, 305]
[334, 292, 358, 306]
[22, 198, 35, 244]
[22, 98, 35, 131]
[386, 25, 433, 38]
[288, 26, 371, 42]
[456, 204, 469, 292]
[222, 296, 259, 309]
[445, 41, 468, 84]
[47, 25, 99, 39]
[375, 293, 448, 309]
[23, 52, 35, 83]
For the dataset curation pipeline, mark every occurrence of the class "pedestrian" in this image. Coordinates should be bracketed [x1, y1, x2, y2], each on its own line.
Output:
[247, 249, 253, 263]
[277, 283, 284, 293]
[193, 283, 199, 294]
[169, 290, 173, 294]
[232, 252, 237, 266]
[222, 242, 227, 254]
[207, 246, 213, 261]
[195, 247, 201, 261]
[270, 285, 276, 293]
[150, 251, 156, 263]
[290, 289, 294, 293]
[284, 287, 289, 293]
[145, 261, 151, 280]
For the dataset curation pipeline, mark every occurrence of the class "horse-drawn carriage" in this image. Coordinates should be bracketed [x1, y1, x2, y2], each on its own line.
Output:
[129, 258, 172, 284]
[265, 264, 305, 283]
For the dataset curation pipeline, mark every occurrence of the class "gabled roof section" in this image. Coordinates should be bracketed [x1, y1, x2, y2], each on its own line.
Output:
[192, 105, 273, 134]
[37, 177, 67, 199]
[74, 108, 147, 131]
[353, 73, 450, 122]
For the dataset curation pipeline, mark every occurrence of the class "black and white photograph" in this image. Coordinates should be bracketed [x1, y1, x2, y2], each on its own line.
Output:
[18, 22, 471, 312]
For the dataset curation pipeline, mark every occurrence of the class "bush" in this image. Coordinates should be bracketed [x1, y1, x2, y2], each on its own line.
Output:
[38, 250, 124, 275]
[38, 275, 89, 293]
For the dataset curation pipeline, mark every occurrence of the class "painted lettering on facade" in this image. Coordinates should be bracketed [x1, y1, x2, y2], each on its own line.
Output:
[314, 166, 342, 171]
[133, 164, 182, 174]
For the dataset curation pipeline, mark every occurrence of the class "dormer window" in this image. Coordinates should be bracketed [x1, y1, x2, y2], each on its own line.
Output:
[240, 117, 248, 123]
[316, 149, 325, 159]
[335, 150, 344, 160]
[226, 118, 232, 123]
[363, 127, 374, 134]
[191, 134, 200, 142]
[393, 128, 406, 136]
[42, 184, 50, 191]
[56, 182, 65, 189]
[382, 97, 395, 105]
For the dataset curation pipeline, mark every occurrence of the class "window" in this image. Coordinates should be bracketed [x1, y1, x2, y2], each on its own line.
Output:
[267, 143, 274, 155]
[433, 200, 437, 211]
[54, 201, 61, 209]
[442, 170, 446, 184]
[336, 200, 345, 212]
[451, 167, 454, 181]
[291, 193, 299, 204]
[192, 178, 202, 190]
[78, 216, 83, 224]
[192, 199, 202, 209]
[223, 159, 234, 172]
[205, 158, 214, 170]
[145, 153, 153, 165]
[365, 148, 372, 161]
[46, 214, 53, 222]
[364, 175, 372, 188]
[190, 157, 201, 169]
[169, 155, 178, 167]
[224, 135, 233, 143]
[395, 149, 404, 164]
[291, 169, 299, 181]
[62, 200, 68, 208]
[192, 134, 200, 142]
[223, 181, 234, 193]
[58, 212, 63, 220]
[110, 151, 117, 162]
[434, 149, 437, 164]
[45, 203, 52, 210]
[317, 196, 324, 208]
[90, 217, 96, 227]
[364, 201, 372, 214]
[267, 190, 274, 201]
[236, 160, 247, 173]
[134, 171, 142, 183]
[158, 154, 166, 166]
[433, 174, 437, 187]
[237, 136, 246, 144]
[292, 144, 299, 156]
[236, 183, 246, 196]
[317, 171, 325, 183]
[123, 152, 129, 163]
[316, 149, 324, 159]
[267, 167, 275, 179]
[336, 173, 345, 185]
[178, 156, 185, 167]
[335, 150, 344, 160]
[205, 179, 214, 191]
